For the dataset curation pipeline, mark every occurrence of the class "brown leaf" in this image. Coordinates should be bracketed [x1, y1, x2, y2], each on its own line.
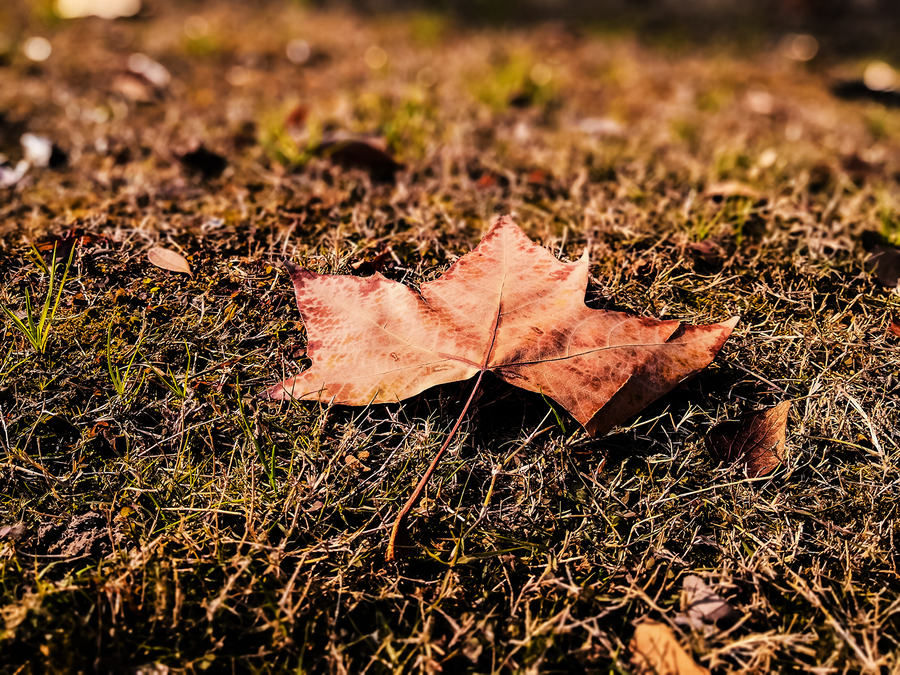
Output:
[176, 142, 227, 179]
[889, 319, 900, 338]
[147, 246, 192, 276]
[285, 104, 309, 131]
[475, 173, 498, 189]
[687, 239, 728, 267]
[866, 245, 900, 288]
[267, 215, 737, 437]
[681, 575, 740, 627]
[630, 621, 710, 675]
[706, 401, 790, 477]
[35, 229, 103, 263]
[317, 133, 403, 180]
[0, 523, 28, 542]
[350, 246, 395, 274]
[705, 181, 760, 201]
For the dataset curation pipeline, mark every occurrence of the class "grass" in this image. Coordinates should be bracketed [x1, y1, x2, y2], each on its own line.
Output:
[0, 243, 74, 355]
[1, 1, 899, 673]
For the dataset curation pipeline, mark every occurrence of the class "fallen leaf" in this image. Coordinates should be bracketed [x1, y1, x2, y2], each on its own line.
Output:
[350, 246, 395, 274]
[862, 232, 900, 288]
[475, 173, 498, 189]
[0, 160, 28, 188]
[35, 229, 103, 263]
[176, 142, 227, 179]
[681, 575, 740, 628]
[285, 103, 309, 131]
[705, 181, 760, 201]
[889, 319, 900, 338]
[21, 133, 67, 169]
[127, 52, 171, 88]
[687, 239, 728, 267]
[630, 621, 710, 675]
[0, 523, 28, 542]
[317, 133, 403, 180]
[267, 215, 737, 437]
[111, 73, 155, 102]
[706, 401, 790, 477]
[147, 247, 192, 276]
[266, 215, 737, 558]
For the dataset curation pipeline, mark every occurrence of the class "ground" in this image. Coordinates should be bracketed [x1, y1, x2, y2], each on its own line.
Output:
[0, 1, 899, 673]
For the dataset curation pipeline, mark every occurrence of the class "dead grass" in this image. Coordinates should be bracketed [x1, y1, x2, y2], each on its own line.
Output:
[1, 1, 899, 673]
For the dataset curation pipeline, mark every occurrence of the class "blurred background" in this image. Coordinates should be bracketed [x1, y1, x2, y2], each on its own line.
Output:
[2, 0, 900, 238]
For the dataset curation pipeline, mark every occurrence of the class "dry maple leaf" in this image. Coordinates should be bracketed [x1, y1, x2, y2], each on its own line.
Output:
[266, 215, 737, 559]
[630, 621, 710, 675]
[706, 401, 790, 477]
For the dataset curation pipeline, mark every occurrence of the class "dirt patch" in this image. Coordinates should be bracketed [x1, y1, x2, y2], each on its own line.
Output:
[35, 512, 124, 560]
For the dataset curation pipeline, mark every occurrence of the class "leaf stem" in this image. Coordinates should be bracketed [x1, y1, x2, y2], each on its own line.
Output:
[386, 370, 484, 562]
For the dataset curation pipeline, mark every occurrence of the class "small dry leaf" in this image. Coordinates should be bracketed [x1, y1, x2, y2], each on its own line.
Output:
[706, 401, 790, 477]
[630, 621, 710, 675]
[36, 229, 103, 263]
[317, 133, 403, 180]
[687, 239, 728, 267]
[866, 246, 900, 288]
[889, 319, 900, 338]
[475, 173, 498, 189]
[0, 523, 28, 542]
[861, 229, 900, 287]
[0, 160, 29, 188]
[147, 247, 192, 276]
[176, 142, 227, 179]
[705, 181, 760, 201]
[350, 247, 395, 274]
[681, 575, 740, 628]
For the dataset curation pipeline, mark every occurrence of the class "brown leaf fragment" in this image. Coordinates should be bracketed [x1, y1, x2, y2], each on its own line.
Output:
[630, 621, 710, 675]
[687, 239, 728, 267]
[350, 246, 395, 274]
[706, 401, 790, 477]
[865, 245, 900, 288]
[35, 229, 104, 263]
[0, 523, 28, 542]
[889, 319, 900, 338]
[147, 246, 192, 276]
[0, 160, 28, 188]
[317, 133, 403, 180]
[176, 142, 227, 179]
[681, 575, 740, 628]
[705, 181, 760, 201]
[285, 103, 309, 131]
[111, 73, 155, 103]
[267, 215, 737, 437]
